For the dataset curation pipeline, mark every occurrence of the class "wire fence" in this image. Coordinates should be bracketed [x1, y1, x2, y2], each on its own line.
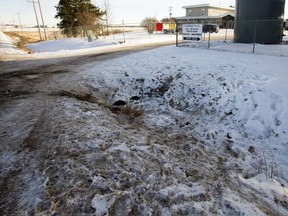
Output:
[180, 19, 288, 53]
[2, 19, 287, 55]
[234, 19, 285, 52]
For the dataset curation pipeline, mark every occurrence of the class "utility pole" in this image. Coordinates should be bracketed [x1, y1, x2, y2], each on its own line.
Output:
[37, 0, 47, 40]
[168, 6, 173, 20]
[16, 12, 24, 36]
[168, 7, 173, 34]
[27, 0, 42, 40]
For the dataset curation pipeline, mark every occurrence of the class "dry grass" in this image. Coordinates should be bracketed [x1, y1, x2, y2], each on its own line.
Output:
[121, 105, 144, 118]
[54, 89, 144, 125]
[5, 31, 40, 42]
[111, 29, 124, 34]
[17, 36, 31, 52]
[57, 89, 94, 103]
[4, 31, 39, 52]
[55, 89, 108, 109]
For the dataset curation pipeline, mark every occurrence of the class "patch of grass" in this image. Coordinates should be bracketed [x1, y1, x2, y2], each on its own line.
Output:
[4, 31, 21, 38]
[111, 104, 144, 123]
[4, 31, 39, 52]
[58, 89, 94, 103]
[112, 29, 125, 34]
[54, 89, 144, 123]
[121, 105, 144, 118]
[52, 89, 111, 113]
[17, 36, 31, 52]
[55, 89, 108, 108]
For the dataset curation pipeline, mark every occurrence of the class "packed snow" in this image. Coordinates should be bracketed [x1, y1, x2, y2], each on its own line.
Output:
[1, 29, 288, 215]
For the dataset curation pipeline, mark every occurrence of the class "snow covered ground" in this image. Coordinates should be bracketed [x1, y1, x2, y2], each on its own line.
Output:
[0, 31, 25, 55]
[1, 30, 288, 215]
[24, 29, 234, 55]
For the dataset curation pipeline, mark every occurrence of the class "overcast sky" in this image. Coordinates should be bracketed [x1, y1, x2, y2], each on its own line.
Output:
[0, 0, 287, 27]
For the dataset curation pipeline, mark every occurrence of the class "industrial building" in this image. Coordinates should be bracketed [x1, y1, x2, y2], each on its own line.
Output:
[174, 4, 235, 29]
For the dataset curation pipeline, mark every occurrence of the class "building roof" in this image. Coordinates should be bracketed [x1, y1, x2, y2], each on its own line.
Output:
[174, 12, 235, 20]
[182, 4, 235, 11]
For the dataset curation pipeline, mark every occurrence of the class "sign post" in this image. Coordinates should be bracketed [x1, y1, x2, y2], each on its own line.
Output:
[182, 24, 203, 42]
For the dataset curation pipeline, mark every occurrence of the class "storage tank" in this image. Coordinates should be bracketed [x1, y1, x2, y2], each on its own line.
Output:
[234, 0, 286, 44]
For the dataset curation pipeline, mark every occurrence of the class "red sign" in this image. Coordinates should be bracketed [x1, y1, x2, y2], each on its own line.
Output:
[156, 23, 163, 31]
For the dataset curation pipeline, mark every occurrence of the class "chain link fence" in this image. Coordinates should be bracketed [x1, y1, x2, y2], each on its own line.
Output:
[179, 19, 288, 54]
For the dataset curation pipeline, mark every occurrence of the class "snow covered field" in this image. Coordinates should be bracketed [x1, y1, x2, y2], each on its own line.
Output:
[1, 30, 288, 215]
[24, 29, 233, 54]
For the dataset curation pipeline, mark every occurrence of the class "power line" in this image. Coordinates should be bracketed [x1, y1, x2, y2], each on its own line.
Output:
[16, 12, 24, 36]
[168, 6, 173, 20]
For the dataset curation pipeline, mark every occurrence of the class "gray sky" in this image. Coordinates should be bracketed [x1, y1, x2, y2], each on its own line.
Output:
[0, 0, 287, 27]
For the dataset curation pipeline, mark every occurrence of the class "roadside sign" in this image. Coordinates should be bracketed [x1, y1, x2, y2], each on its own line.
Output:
[182, 24, 203, 42]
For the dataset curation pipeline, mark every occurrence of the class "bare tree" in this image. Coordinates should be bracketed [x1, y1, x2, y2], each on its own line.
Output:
[141, 17, 159, 34]
[76, 11, 102, 38]
[102, 0, 113, 35]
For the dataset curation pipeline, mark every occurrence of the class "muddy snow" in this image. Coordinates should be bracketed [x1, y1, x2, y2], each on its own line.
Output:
[0, 30, 288, 215]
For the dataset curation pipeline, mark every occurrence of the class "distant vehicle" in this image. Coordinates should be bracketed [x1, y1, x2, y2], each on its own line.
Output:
[163, 23, 175, 34]
[203, 24, 219, 33]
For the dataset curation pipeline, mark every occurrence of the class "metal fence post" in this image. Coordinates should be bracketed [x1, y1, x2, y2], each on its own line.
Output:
[122, 20, 126, 43]
[252, 19, 258, 53]
[208, 19, 211, 49]
[176, 23, 179, 47]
